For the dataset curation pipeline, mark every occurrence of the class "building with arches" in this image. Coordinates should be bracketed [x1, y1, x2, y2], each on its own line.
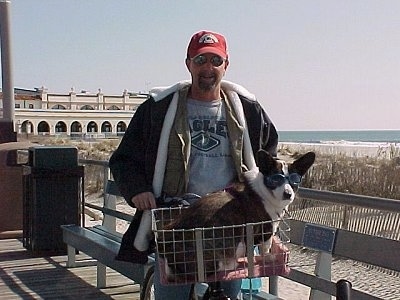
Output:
[0, 87, 148, 138]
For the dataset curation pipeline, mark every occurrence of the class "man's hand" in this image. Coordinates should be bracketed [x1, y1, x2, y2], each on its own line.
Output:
[131, 192, 157, 210]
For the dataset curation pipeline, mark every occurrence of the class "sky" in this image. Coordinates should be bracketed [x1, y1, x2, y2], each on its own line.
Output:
[1, 0, 400, 131]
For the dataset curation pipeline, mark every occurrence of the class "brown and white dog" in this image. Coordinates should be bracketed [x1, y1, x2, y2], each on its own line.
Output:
[159, 150, 315, 281]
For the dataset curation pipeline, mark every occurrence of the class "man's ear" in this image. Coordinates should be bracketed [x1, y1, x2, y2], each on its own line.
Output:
[224, 58, 229, 71]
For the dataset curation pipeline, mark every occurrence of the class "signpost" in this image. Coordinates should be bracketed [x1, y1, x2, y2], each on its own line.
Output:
[302, 223, 338, 300]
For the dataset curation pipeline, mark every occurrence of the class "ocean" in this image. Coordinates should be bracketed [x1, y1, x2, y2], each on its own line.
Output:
[278, 130, 400, 144]
[277, 130, 400, 158]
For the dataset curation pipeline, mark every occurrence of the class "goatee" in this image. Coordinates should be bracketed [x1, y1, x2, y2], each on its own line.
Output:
[198, 75, 217, 91]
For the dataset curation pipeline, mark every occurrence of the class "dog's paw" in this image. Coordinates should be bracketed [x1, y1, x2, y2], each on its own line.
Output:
[235, 241, 246, 258]
[259, 240, 273, 256]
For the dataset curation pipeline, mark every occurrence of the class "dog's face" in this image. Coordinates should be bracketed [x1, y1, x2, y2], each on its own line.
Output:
[251, 150, 315, 214]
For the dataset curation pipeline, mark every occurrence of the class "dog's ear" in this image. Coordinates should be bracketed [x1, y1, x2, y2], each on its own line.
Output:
[256, 150, 277, 174]
[289, 152, 316, 176]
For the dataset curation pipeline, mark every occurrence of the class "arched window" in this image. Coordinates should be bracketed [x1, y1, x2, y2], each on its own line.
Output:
[101, 121, 112, 133]
[87, 121, 98, 133]
[81, 105, 94, 110]
[71, 121, 82, 133]
[38, 121, 50, 134]
[51, 104, 66, 109]
[20, 120, 33, 134]
[117, 121, 127, 136]
[107, 105, 120, 110]
[55, 121, 67, 133]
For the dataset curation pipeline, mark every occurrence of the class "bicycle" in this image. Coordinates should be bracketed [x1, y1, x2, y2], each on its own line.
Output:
[141, 271, 234, 300]
[139, 206, 291, 300]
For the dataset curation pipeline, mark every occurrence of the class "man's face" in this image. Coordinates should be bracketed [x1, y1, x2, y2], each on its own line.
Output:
[186, 53, 229, 93]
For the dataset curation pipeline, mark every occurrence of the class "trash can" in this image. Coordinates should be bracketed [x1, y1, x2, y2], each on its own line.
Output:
[22, 146, 83, 255]
[0, 141, 33, 238]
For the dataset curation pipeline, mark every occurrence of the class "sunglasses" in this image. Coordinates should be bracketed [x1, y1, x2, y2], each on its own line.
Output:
[190, 55, 226, 67]
[264, 173, 302, 189]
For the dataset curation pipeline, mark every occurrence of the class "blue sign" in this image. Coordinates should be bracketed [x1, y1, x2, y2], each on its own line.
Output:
[302, 224, 337, 253]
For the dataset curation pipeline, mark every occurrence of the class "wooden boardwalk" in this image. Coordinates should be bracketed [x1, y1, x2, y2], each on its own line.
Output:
[2, 237, 399, 299]
[0, 238, 141, 299]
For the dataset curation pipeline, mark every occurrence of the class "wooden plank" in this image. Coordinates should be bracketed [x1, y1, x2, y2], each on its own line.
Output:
[334, 230, 400, 272]
[0, 238, 140, 299]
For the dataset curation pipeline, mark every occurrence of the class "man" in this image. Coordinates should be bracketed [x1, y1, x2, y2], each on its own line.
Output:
[109, 30, 278, 300]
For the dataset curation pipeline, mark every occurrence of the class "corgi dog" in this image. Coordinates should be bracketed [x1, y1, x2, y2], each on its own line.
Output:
[158, 150, 315, 281]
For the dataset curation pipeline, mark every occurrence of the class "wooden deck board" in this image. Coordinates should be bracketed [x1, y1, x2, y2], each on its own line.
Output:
[0, 238, 141, 299]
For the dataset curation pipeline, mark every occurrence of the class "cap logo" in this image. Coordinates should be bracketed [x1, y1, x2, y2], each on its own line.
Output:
[187, 31, 227, 58]
[198, 33, 219, 44]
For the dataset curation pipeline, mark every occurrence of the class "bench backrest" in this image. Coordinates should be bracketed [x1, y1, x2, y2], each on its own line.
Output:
[83, 179, 133, 235]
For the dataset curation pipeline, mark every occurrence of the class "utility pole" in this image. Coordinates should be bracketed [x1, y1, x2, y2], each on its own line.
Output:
[0, 0, 17, 143]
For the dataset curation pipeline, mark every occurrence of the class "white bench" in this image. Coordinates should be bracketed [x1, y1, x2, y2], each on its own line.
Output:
[61, 180, 154, 299]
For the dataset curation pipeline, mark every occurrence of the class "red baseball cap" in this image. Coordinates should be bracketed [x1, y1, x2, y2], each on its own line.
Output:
[187, 30, 228, 59]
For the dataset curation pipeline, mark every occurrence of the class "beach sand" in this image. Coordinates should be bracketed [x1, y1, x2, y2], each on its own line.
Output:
[261, 276, 310, 299]
[279, 142, 400, 159]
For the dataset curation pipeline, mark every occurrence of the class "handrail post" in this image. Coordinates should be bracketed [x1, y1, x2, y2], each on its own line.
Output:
[310, 251, 332, 300]
[269, 276, 279, 296]
[102, 164, 116, 232]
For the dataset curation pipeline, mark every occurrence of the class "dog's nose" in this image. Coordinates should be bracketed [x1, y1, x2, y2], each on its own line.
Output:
[283, 191, 293, 200]
[283, 185, 294, 200]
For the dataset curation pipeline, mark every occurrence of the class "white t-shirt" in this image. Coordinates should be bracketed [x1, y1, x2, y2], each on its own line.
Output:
[186, 98, 236, 196]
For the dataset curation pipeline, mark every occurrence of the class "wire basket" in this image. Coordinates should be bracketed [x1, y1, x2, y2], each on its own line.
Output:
[152, 207, 291, 285]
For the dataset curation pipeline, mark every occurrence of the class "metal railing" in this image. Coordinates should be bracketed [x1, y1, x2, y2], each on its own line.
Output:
[78, 157, 400, 241]
[293, 188, 400, 240]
